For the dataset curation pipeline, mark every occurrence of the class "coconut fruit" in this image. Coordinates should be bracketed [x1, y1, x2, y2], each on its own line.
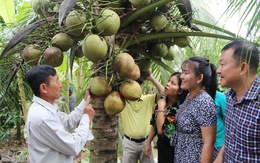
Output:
[22, 44, 42, 66]
[150, 12, 168, 31]
[129, 0, 150, 7]
[174, 36, 190, 48]
[65, 10, 86, 37]
[96, 9, 120, 36]
[51, 33, 74, 52]
[127, 64, 140, 80]
[89, 76, 112, 96]
[120, 79, 142, 100]
[82, 34, 108, 63]
[43, 47, 63, 67]
[32, 0, 50, 16]
[113, 53, 135, 77]
[104, 91, 125, 116]
[163, 46, 175, 61]
[75, 46, 84, 58]
[150, 43, 168, 58]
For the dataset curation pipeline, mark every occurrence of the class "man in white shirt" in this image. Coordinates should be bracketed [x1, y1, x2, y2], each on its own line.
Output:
[25, 64, 95, 163]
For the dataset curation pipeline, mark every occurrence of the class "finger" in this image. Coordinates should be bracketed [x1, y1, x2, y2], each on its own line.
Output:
[86, 84, 90, 91]
[85, 95, 91, 104]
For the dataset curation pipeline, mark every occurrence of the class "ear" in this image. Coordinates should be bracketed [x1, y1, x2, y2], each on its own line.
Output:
[39, 83, 48, 95]
[197, 74, 204, 84]
[240, 62, 248, 75]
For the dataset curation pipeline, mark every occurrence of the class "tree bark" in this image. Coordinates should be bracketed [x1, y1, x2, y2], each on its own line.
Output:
[90, 96, 118, 163]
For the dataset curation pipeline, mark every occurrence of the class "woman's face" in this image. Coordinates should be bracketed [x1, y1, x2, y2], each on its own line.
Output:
[164, 75, 181, 97]
[180, 63, 200, 91]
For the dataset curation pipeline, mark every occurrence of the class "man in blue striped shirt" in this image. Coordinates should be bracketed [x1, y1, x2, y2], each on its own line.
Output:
[214, 40, 259, 163]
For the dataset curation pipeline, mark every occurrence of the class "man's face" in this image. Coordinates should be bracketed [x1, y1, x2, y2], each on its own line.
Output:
[217, 48, 241, 88]
[45, 74, 62, 100]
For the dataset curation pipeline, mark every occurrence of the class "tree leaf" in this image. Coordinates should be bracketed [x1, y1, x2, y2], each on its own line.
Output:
[4, 59, 24, 95]
[0, 0, 15, 25]
[0, 18, 50, 59]
[58, 0, 77, 26]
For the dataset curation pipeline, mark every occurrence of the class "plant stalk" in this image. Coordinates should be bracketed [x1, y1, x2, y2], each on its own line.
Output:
[120, 0, 172, 28]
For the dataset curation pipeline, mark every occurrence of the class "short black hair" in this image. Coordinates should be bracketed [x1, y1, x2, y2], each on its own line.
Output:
[222, 40, 259, 74]
[25, 65, 56, 96]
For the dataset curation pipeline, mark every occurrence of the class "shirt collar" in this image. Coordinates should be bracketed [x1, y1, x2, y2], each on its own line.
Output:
[33, 96, 59, 114]
[228, 76, 260, 102]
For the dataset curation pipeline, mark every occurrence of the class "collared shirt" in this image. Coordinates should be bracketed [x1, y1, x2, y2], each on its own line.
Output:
[121, 94, 156, 138]
[27, 96, 94, 163]
[224, 77, 260, 162]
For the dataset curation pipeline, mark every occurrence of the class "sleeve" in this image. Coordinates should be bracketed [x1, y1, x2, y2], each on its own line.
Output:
[38, 112, 93, 156]
[58, 100, 87, 130]
[196, 98, 217, 127]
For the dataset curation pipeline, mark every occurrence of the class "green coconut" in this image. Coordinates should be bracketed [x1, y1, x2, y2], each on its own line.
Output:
[104, 91, 126, 116]
[43, 47, 63, 67]
[150, 12, 168, 31]
[129, 0, 150, 7]
[89, 76, 112, 96]
[82, 34, 108, 63]
[96, 9, 121, 36]
[113, 53, 135, 77]
[22, 44, 43, 66]
[65, 10, 86, 37]
[51, 33, 74, 52]
[174, 36, 190, 48]
[120, 80, 142, 101]
[163, 46, 175, 61]
[32, 0, 50, 16]
[150, 43, 169, 58]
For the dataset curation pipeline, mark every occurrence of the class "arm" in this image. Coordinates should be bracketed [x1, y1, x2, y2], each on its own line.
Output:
[213, 143, 225, 163]
[200, 126, 216, 163]
[60, 87, 94, 129]
[38, 96, 94, 156]
[156, 98, 167, 135]
[145, 126, 156, 157]
[146, 72, 164, 101]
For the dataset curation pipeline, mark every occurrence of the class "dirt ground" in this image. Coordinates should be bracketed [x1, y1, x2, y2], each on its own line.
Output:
[0, 138, 27, 163]
[0, 138, 88, 163]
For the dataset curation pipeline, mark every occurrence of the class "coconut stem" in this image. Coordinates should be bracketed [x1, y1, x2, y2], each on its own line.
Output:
[120, 0, 173, 28]
[123, 31, 238, 48]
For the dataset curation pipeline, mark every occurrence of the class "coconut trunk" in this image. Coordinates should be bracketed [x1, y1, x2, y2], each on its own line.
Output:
[90, 96, 118, 163]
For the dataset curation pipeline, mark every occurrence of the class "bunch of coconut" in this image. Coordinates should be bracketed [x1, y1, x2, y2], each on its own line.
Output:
[31, 0, 63, 18]
[88, 52, 143, 116]
[22, 32, 74, 67]
[88, 75, 125, 117]
[113, 52, 142, 100]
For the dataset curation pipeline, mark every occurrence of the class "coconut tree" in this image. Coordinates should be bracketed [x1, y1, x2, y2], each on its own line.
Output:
[0, 0, 259, 162]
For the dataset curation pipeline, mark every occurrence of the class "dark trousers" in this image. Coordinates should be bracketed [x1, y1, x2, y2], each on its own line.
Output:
[157, 135, 174, 163]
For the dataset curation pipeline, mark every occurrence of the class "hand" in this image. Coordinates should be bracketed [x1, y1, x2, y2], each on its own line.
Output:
[84, 85, 92, 102]
[83, 95, 95, 121]
[213, 155, 224, 163]
[145, 68, 152, 80]
[144, 142, 152, 157]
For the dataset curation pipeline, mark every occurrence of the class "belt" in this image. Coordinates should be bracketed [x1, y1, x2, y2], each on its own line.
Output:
[124, 134, 148, 143]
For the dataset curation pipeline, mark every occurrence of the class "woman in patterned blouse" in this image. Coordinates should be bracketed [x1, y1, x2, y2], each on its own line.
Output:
[171, 57, 217, 163]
